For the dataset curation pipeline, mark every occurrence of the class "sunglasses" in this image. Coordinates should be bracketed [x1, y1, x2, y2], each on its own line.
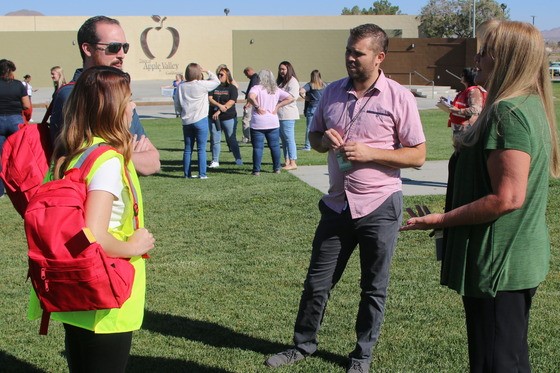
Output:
[94, 42, 130, 54]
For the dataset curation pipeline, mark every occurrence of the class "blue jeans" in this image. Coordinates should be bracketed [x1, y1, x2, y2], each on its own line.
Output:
[0, 114, 23, 196]
[250, 128, 280, 173]
[209, 117, 242, 162]
[293, 193, 402, 362]
[182, 118, 208, 177]
[304, 114, 314, 150]
[279, 119, 297, 160]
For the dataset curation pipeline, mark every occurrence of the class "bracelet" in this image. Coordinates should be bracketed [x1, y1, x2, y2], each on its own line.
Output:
[254, 105, 259, 110]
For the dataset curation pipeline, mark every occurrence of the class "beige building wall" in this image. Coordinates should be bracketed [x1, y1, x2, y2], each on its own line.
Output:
[0, 15, 419, 86]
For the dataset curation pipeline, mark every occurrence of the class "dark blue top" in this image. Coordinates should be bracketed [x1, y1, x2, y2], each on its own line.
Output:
[245, 73, 260, 99]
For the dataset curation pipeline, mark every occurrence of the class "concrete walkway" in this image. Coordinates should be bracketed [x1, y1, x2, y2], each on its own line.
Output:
[289, 161, 448, 196]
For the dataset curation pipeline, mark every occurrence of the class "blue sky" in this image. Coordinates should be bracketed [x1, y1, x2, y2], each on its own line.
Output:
[1, 1, 557, 31]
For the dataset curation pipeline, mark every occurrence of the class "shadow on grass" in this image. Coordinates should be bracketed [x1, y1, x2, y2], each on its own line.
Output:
[128, 355, 231, 372]
[143, 310, 346, 368]
[0, 350, 45, 372]
[157, 148, 183, 152]
[401, 178, 447, 188]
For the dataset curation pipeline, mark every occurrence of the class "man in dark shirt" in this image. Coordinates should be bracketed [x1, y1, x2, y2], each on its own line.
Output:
[50, 16, 160, 175]
[241, 66, 260, 143]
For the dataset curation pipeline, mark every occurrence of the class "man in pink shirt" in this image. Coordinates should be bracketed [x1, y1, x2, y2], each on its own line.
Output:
[265, 24, 426, 373]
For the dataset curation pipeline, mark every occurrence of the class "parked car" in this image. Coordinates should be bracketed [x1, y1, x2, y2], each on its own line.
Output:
[550, 65, 560, 77]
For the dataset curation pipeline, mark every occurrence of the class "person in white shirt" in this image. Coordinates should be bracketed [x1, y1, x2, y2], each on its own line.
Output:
[174, 63, 219, 179]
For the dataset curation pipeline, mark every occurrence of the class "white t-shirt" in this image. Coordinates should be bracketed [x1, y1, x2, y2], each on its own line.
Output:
[88, 157, 125, 229]
[22, 81, 33, 97]
[277, 77, 300, 120]
[175, 72, 220, 124]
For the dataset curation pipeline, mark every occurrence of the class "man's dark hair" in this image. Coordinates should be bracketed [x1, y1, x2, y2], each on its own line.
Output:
[77, 16, 121, 62]
[349, 23, 389, 54]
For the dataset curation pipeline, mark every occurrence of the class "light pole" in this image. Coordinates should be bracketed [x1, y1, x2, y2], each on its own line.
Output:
[472, 0, 476, 38]
[500, 3, 507, 14]
[530, 15, 535, 25]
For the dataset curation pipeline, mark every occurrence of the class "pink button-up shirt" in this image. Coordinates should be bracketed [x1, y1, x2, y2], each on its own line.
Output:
[309, 71, 425, 219]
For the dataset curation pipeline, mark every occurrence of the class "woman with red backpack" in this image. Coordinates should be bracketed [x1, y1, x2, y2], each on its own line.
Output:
[28, 66, 155, 372]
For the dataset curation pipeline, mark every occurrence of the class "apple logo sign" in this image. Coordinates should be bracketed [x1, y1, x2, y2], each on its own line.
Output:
[140, 15, 180, 59]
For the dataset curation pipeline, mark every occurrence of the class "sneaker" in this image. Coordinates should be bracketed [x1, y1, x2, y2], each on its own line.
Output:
[264, 348, 305, 368]
[199, 175, 208, 179]
[208, 161, 220, 168]
[235, 159, 243, 165]
[251, 171, 260, 176]
[273, 169, 281, 174]
[346, 359, 370, 373]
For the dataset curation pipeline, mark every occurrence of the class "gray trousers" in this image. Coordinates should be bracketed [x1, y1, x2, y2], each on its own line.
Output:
[293, 192, 402, 361]
[242, 107, 252, 140]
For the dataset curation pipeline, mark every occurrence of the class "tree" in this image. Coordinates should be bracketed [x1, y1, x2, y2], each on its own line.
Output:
[342, 1, 402, 15]
[371, 0, 402, 15]
[418, 0, 509, 38]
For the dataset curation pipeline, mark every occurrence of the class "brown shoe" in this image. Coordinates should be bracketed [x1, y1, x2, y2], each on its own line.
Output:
[282, 160, 297, 170]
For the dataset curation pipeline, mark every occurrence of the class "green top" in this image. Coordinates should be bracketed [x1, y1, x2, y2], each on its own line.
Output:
[442, 95, 551, 297]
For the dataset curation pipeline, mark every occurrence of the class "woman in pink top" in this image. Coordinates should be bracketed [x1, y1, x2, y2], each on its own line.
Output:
[247, 69, 292, 176]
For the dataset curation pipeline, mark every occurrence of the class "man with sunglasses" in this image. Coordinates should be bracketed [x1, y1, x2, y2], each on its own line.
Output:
[50, 15, 160, 176]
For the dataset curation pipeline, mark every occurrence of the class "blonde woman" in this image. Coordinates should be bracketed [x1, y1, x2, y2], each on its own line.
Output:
[50, 65, 67, 97]
[402, 21, 560, 371]
[30, 66, 155, 372]
[299, 69, 327, 151]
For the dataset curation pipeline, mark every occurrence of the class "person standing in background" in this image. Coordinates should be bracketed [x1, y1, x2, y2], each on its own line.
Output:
[299, 70, 327, 151]
[173, 73, 184, 118]
[242, 66, 260, 143]
[247, 69, 292, 176]
[208, 67, 243, 168]
[21, 74, 36, 122]
[0, 59, 30, 198]
[175, 63, 220, 179]
[276, 61, 299, 170]
[50, 66, 67, 98]
[445, 68, 486, 139]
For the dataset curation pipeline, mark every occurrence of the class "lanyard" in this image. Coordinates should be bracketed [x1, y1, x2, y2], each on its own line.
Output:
[341, 86, 377, 142]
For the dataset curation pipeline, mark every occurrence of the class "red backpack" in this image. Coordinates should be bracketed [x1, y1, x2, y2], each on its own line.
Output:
[25, 144, 139, 335]
[0, 82, 74, 218]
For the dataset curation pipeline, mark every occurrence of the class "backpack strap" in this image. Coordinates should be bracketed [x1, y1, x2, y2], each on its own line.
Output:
[72, 144, 140, 230]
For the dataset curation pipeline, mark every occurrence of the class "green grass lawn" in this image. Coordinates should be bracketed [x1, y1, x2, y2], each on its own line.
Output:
[1, 90, 559, 372]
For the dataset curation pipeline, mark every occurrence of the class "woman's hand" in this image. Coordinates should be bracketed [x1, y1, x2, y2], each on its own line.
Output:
[128, 228, 155, 257]
[400, 205, 444, 231]
[212, 111, 220, 120]
[401, 213, 444, 231]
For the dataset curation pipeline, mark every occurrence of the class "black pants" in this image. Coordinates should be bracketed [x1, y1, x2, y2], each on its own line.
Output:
[462, 288, 537, 373]
[63, 323, 133, 373]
